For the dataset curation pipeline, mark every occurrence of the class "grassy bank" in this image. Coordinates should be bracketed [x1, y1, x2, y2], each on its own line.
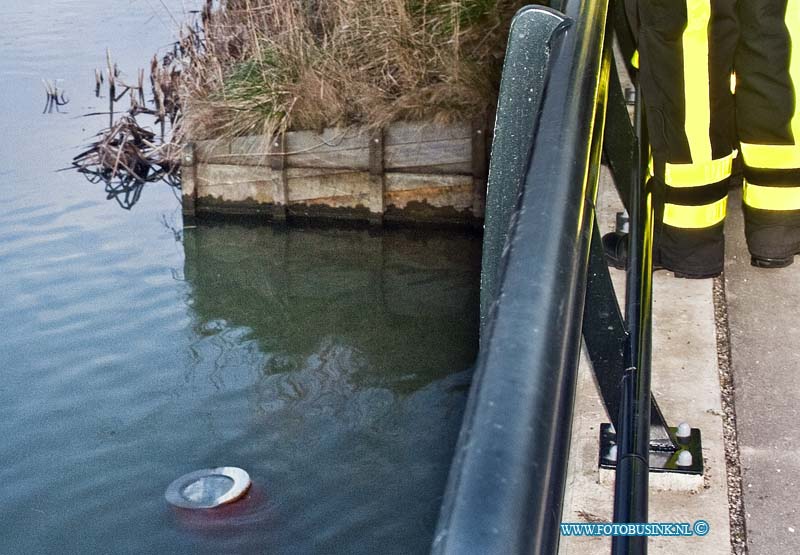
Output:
[180, 0, 532, 140]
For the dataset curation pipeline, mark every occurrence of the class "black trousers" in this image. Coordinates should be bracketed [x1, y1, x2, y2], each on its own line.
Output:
[627, 0, 800, 273]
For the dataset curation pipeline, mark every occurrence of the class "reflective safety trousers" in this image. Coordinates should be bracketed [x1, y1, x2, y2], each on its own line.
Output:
[627, 0, 800, 273]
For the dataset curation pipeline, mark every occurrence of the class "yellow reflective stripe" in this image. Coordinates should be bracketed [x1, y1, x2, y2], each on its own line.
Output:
[740, 143, 800, 169]
[664, 152, 736, 187]
[663, 197, 727, 229]
[683, 0, 713, 164]
[743, 182, 800, 211]
[631, 50, 639, 69]
[788, 0, 800, 145]
[730, 72, 737, 94]
[739, 5, 800, 170]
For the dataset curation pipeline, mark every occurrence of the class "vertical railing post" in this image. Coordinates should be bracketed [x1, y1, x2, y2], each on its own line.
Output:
[612, 82, 654, 555]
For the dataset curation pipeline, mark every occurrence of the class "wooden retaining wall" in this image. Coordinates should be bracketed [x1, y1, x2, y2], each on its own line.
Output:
[182, 119, 488, 226]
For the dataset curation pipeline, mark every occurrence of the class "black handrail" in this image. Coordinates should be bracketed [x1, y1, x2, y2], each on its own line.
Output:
[432, 0, 613, 552]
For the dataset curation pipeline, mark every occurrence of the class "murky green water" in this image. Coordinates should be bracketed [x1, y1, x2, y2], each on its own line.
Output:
[0, 2, 480, 553]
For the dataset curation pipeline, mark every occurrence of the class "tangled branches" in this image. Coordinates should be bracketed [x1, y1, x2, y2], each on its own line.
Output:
[73, 116, 180, 209]
[73, 44, 186, 209]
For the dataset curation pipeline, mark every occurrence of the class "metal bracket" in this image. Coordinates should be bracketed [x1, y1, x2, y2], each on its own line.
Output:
[598, 423, 703, 475]
[583, 218, 674, 445]
[582, 217, 705, 469]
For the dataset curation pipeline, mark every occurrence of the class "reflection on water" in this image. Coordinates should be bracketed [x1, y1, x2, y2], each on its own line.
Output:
[184, 224, 479, 394]
[0, 212, 480, 554]
[79, 169, 181, 210]
[177, 224, 480, 554]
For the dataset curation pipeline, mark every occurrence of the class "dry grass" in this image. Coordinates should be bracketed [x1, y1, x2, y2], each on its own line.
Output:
[179, 0, 533, 140]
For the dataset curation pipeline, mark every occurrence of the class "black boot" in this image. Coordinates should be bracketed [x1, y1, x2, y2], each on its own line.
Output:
[601, 231, 721, 279]
[751, 253, 797, 268]
[602, 231, 652, 271]
[744, 206, 800, 269]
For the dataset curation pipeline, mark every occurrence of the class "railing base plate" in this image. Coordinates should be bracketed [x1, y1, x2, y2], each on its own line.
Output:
[598, 423, 703, 475]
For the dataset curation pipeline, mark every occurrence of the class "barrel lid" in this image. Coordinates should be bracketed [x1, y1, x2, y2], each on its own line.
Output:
[165, 467, 251, 509]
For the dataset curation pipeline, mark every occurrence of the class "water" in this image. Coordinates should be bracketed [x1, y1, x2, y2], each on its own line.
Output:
[0, 2, 481, 553]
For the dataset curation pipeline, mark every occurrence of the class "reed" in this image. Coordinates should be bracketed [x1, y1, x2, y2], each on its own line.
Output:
[74, 0, 534, 208]
[179, 0, 532, 141]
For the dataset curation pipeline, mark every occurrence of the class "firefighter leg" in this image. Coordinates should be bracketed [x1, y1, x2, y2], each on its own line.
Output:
[736, 0, 800, 266]
[635, 0, 738, 276]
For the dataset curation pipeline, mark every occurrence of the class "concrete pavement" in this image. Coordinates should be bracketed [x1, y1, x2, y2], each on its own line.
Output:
[725, 188, 800, 554]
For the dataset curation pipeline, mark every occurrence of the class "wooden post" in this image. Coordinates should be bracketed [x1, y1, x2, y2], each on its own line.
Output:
[269, 134, 288, 222]
[471, 115, 488, 219]
[182, 143, 198, 221]
[368, 128, 385, 225]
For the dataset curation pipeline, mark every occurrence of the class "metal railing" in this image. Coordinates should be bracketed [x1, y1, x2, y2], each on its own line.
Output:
[430, 0, 695, 552]
[432, 0, 615, 553]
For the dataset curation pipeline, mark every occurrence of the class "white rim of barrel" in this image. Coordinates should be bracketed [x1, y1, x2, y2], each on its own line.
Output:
[165, 467, 251, 509]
